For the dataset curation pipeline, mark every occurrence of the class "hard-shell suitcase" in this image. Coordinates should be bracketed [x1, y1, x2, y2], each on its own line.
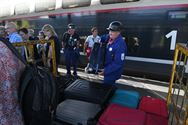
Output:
[110, 89, 140, 108]
[139, 96, 168, 118]
[97, 104, 146, 125]
[64, 79, 116, 106]
[55, 99, 101, 125]
[56, 75, 75, 102]
[145, 114, 168, 125]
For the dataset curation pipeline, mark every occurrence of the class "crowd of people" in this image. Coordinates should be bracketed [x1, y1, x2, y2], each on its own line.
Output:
[0, 21, 127, 125]
[0, 21, 128, 84]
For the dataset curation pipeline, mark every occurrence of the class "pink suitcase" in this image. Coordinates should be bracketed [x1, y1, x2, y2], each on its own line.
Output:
[97, 104, 146, 125]
[139, 96, 168, 118]
[145, 114, 168, 125]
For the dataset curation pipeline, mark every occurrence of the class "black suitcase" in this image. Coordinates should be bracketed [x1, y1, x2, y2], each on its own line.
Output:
[87, 42, 106, 73]
[56, 75, 76, 102]
[55, 99, 101, 125]
[64, 79, 116, 106]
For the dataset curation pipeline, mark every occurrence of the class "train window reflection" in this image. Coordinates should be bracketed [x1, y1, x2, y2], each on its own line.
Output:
[126, 37, 140, 55]
[35, 0, 55, 12]
[62, 0, 91, 9]
[0, 6, 11, 17]
[168, 11, 188, 19]
[15, 3, 30, 15]
[100, 0, 139, 5]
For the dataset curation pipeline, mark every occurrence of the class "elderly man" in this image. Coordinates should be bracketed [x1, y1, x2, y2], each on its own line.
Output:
[99, 21, 127, 85]
[5, 22, 24, 57]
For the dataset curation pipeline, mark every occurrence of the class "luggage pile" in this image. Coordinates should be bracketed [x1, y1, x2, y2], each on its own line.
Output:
[54, 79, 169, 125]
[54, 79, 116, 125]
[98, 90, 168, 125]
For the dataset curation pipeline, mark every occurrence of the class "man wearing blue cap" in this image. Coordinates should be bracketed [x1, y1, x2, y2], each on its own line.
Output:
[62, 23, 80, 78]
[99, 21, 127, 85]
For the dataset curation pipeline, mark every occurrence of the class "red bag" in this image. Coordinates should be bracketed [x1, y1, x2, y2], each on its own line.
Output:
[139, 96, 168, 118]
[97, 104, 146, 125]
[86, 47, 92, 58]
[145, 114, 168, 125]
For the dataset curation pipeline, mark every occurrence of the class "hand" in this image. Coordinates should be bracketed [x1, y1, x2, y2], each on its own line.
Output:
[98, 69, 104, 75]
[98, 71, 104, 75]
[47, 59, 51, 67]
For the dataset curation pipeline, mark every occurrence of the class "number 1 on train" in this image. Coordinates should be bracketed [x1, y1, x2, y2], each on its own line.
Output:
[165, 30, 177, 50]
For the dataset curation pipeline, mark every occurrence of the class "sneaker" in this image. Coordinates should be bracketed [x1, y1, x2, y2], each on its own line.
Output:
[73, 75, 79, 79]
[88, 68, 93, 72]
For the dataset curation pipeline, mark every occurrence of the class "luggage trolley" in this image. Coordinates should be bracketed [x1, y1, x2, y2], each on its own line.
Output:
[13, 40, 57, 76]
[167, 43, 188, 125]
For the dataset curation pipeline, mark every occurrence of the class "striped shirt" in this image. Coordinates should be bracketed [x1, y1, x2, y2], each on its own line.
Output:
[8, 32, 24, 57]
[8, 32, 22, 43]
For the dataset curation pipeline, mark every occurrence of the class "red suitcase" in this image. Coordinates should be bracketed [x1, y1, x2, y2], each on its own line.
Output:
[97, 104, 146, 125]
[139, 96, 168, 118]
[145, 114, 168, 125]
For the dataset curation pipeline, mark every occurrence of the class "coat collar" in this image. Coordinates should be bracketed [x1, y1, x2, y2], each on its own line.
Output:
[108, 34, 122, 45]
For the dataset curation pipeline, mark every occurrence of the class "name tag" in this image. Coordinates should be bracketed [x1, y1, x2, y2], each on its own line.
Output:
[121, 53, 125, 60]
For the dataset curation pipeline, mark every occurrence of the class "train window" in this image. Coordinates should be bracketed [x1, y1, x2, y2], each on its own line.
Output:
[0, 6, 12, 17]
[168, 11, 188, 20]
[35, 0, 55, 12]
[126, 37, 140, 55]
[15, 3, 30, 15]
[62, 0, 91, 9]
[100, 0, 139, 4]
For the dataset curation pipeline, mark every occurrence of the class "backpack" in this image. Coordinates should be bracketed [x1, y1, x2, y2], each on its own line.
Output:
[0, 37, 57, 125]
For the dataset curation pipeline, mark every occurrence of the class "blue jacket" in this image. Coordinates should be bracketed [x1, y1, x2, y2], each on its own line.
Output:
[100, 34, 109, 43]
[104, 34, 127, 81]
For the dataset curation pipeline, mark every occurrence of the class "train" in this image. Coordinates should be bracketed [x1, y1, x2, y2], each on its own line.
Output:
[0, 0, 188, 81]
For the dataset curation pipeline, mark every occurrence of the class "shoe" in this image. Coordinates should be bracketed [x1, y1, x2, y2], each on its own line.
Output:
[73, 75, 79, 79]
[88, 68, 93, 72]
[65, 74, 71, 79]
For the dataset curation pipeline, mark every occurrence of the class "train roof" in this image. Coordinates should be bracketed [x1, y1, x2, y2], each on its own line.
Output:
[0, 0, 188, 21]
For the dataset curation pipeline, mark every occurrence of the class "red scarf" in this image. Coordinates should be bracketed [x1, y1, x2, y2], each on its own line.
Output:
[108, 38, 114, 44]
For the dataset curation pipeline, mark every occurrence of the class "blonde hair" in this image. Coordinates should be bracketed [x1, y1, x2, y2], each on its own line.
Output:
[42, 24, 57, 36]
[5, 22, 17, 29]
